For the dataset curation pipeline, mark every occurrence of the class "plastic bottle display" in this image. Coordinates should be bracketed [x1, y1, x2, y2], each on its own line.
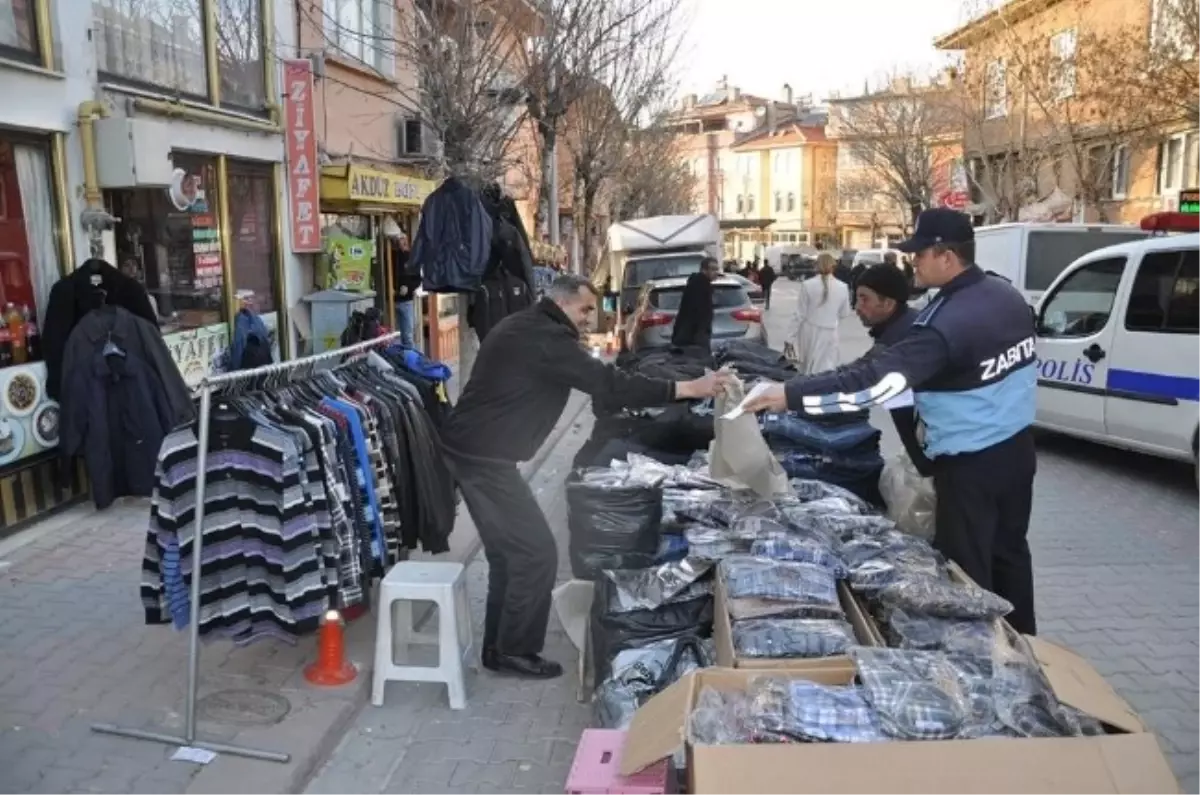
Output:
[6, 304, 26, 365]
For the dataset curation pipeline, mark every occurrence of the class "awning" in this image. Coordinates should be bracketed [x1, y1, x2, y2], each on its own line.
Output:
[320, 164, 437, 212]
[719, 218, 776, 231]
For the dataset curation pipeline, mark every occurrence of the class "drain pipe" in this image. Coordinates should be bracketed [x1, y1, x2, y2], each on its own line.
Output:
[76, 101, 116, 258]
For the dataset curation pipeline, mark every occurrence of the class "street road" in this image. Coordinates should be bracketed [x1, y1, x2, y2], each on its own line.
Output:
[767, 276, 1199, 792]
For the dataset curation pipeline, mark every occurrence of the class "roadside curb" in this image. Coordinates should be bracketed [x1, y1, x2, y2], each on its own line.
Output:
[276, 392, 593, 795]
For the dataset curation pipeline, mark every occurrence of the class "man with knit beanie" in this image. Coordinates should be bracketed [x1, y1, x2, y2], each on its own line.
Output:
[852, 264, 933, 475]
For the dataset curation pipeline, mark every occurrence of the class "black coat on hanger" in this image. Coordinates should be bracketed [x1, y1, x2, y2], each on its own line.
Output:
[42, 258, 158, 400]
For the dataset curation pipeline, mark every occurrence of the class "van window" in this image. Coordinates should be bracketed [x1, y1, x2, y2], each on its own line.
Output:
[623, 256, 703, 287]
[652, 285, 748, 310]
[1125, 249, 1200, 334]
[1038, 256, 1126, 337]
[1024, 230, 1148, 291]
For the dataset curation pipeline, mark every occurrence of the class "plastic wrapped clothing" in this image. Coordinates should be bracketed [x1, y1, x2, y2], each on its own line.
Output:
[590, 575, 714, 683]
[875, 574, 1014, 620]
[688, 686, 756, 745]
[719, 556, 840, 611]
[655, 533, 689, 563]
[663, 489, 726, 530]
[880, 607, 999, 657]
[732, 618, 856, 659]
[567, 468, 663, 579]
[594, 635, 713, 729]
[761, 412, 881, 454]
[784, 509, 897, 544]
[601, 559, 713, 612]
[613, 453, 720, 490]
[684, 524, 749, 561]
[879, 453, 937, 540]
[748, 534, 846, 577]
[748, 679, 887, 743]
[789, 478, 873, 512]
[850, 647, 974, 740]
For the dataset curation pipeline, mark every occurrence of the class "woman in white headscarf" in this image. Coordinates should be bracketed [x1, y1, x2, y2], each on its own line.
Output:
[785, 252, 852, 374]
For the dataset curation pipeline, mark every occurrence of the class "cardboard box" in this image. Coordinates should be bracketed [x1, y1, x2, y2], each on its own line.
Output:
[619, 642, 1179, 793]
[712, 578, 877, 671]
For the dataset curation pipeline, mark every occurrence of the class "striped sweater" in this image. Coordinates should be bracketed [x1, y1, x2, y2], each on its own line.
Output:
[141, 419, 332, 643]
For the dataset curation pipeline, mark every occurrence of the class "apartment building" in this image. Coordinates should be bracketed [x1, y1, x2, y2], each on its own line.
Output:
[730, 120, 839, 252]
[668, 78, 800, 259]
[935, 0, 1198, 224]
[827, 79, 964, 249]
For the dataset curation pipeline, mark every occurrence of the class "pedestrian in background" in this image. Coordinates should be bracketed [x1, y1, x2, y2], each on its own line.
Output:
[785, 252, 851, 373]
[385, 218, 420, 347]
[743, 209, 1039, 635]
[439, 274, 732, 678]
[758, 259, 777, 310]
[671, 256, 721, 351]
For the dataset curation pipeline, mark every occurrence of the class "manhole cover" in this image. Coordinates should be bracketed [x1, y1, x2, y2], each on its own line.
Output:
[196, 689, 291, 726]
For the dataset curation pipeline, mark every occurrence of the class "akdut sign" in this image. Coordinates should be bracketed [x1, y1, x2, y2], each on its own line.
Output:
[283, 59, 321, 253]
[345, 166, 434, 206]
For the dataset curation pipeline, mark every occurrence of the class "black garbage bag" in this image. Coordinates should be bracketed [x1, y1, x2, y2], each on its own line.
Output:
[594, 634, 713, 729]
[590, 574, 714, 683]
[567, 470, 663, 579]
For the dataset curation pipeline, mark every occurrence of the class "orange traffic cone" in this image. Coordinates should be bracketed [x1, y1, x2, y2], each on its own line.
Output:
[304, 609, 357, 686]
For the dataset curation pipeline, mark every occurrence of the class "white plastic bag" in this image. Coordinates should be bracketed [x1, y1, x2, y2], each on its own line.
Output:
[879, 452, 936, 540]
[711, 377, 792, 498]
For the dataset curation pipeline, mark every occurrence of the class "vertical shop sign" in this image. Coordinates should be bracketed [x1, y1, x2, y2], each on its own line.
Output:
[283, 59, 321, 253]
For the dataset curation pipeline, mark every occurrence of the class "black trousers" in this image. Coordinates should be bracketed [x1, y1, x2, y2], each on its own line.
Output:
[932, 428, 1038, 635]
[444, 447, 558, 656]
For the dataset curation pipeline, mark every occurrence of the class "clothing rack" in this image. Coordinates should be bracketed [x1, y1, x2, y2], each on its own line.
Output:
[92, 332, 406, 764]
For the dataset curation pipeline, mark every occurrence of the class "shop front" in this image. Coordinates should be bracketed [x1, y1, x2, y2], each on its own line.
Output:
[316, 163, 443, 353]
[0, 127, 89, 536]
[102, 153, 288, 387]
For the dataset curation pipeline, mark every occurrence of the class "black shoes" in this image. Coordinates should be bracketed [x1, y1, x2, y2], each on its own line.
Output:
[481, 647, 563, 679]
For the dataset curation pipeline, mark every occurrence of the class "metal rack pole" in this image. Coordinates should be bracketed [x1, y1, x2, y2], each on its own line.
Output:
[92, 332, 403, 763]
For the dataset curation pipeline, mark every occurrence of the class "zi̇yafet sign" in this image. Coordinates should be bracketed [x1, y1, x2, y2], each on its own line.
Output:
[283, 59, 321, 253]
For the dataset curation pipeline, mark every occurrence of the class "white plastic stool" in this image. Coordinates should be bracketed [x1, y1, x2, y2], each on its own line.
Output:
[372, 561, 474, 710]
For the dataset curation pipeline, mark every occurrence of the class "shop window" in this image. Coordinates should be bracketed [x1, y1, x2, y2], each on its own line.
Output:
[107, 153, 225, 334]
[216, 0, 266, 110]
[786, 192, 796, 212]
[227, 163, 277, 314]
[0, 137, 60, 366]
[92, 0, 207, 98]
[0, 0, 41, 63]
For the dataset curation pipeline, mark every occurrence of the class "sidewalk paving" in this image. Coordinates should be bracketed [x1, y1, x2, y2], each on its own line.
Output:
[304, 408, 596, 795]
[0, 390, 590, 795]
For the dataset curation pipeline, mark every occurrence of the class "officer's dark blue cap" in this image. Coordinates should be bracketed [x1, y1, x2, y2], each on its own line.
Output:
[896, 208, 974, 253]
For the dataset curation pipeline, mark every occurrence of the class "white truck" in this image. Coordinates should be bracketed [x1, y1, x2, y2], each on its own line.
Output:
[593, 214, 722, 336]
[973, 223, 1150, 306]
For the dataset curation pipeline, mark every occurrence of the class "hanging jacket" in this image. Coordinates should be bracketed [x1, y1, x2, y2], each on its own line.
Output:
[42, 258, 159, 400]
[410, 177, 494, 293]
[59, 306, 194, 508]
[468, 268, 533, 341]
[231, 308, 273, 370]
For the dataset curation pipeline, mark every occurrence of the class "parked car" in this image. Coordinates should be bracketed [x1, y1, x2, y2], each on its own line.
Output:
[724, 273, 765, 305]
[622, 277, 765, 353]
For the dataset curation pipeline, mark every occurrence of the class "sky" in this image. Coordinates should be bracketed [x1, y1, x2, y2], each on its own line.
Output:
[675, 0, 974, 103]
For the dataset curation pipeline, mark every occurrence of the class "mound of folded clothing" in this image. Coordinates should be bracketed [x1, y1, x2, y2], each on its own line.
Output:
[761, 411, 884, 505]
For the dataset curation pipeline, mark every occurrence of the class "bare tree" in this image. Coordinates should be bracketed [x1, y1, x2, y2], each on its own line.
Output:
[952, 0, 1197, 221]
[561, 0, 682, 272]
[609, 123, 698, 220]
[828, 74, 956, 225]
[521, 0, 685, 235]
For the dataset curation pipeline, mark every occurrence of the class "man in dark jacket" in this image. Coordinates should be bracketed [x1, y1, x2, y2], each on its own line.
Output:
[670, 256, 721, 350]
[440, 274, 731, 679]
[387, 225, 421, 347]
[853, 264, 933, 476]
[758, 261, 777, 309]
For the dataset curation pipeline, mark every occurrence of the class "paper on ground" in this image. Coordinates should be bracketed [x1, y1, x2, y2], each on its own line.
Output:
[172, 746, 218, 765]
[721, 381, 775, 420]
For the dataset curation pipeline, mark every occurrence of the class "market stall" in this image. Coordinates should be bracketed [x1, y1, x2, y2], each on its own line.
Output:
[560, 339, 1179, 794]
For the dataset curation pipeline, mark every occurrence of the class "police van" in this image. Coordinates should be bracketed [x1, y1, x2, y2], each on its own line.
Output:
[1033, 212, 1199, 478]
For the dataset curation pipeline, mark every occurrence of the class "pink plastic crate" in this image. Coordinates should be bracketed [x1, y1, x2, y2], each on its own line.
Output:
[565, 729, 673, 794]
